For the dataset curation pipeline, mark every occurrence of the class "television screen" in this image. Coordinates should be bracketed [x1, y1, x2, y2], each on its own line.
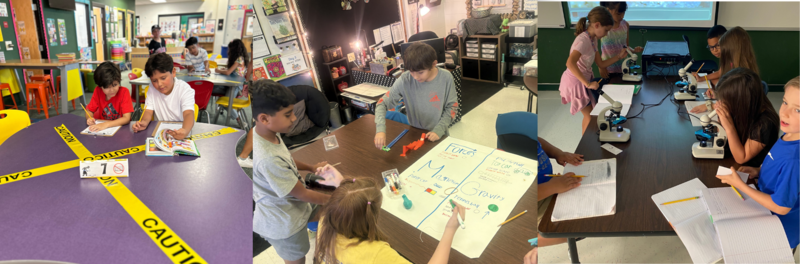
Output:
[49, 0, 76, 11]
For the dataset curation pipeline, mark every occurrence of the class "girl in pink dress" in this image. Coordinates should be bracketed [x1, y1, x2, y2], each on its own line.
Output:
[559, 6, 628, 134]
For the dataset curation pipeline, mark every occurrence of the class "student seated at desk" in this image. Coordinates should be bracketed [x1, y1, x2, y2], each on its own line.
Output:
[183, 37, 209, 73]
[709, 68, 779, 167]
[214, 39, 249, 121]
[237, 42, 255, 168]
[717, 76, 799, 251]
[314, 178, 467, 264]
[132, 53, 196, 140]
[251, 79, 342, 264]
[84, 62, 134, 132]
[692, 25, 727, 87]
[373, 42, 458, 149]
[536, 137, 584, 247]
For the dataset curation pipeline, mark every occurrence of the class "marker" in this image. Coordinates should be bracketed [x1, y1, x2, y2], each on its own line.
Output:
[450, 199, 465, 229]
[392, 172, 401, 189]
[498, 210, 527, 227]
[732, 186, 744, 201]
[544, 174, 586, 178]
[661, 196, 699, 205]
[386, 176, 399, 194]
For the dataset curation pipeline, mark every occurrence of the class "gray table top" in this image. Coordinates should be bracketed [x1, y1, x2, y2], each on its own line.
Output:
[0, 115, 251, 263]
[131, 72, 245, 87]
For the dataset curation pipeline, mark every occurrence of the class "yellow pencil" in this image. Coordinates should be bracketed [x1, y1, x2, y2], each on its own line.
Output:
[138, 106, 147, 122]
[545, 174, 586, 178]
[732, 186, 744, 201]
[696, 63, 705, 74]
[661, 196, 700, 205]
[498, 210, 527, 227]
[79, 103, 92, 119]
[331, 162, 341, 167]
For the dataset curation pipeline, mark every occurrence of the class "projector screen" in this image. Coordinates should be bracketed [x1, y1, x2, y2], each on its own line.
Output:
[568, 1, 717, 28]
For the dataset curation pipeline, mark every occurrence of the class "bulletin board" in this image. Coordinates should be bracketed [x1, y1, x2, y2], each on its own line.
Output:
[157, 15, 180, 34]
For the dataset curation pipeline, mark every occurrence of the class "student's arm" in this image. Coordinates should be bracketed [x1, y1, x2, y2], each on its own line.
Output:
[295, 159, 327, 172]
[132, 109, 154, 132]
[90, 113, 132, 132]
[427, 202, 465, 264]
[429, 77, 458, 141]
[706, 70, 721, 81]
[216, 61, 240, 75]
[718, 171, 794, 215]
[538, 173, 582, 201]
[287, 180, 331, 205]
[566, 50, 592, 87]
[167, 88, 197, 140]
[538, 137, 584, 166]
[85, 110, 96, 125]
[204, 61, 210, 73]
[595, 49, 626, 69]
[374, 78, 404, 148]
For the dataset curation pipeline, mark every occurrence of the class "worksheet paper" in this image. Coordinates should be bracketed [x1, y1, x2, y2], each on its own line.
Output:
[80, 121, 121, 136]
[589, 85, 635, 116]
[684, 100, 718, 127]
[372, 25, 393, 48]
[343, 83, 390, 97]
[551, 159, 617, 221]
[652, 178, 721, 264]
[381, 137, 537, 258]
[390, 22, 405, 44]
[715, 215, 795, 264]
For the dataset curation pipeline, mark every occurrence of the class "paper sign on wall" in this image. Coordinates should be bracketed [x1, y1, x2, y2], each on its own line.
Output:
[47, 19, 57, 46]
[58, 19, 67, 45]
[280, 52, 306, 76]
[0, 3, 7, 17]
[5, 41, 13, 51]
[18, 21, 25, 35]
[79, 159, 130, 178]
[252, 35, 271, 59]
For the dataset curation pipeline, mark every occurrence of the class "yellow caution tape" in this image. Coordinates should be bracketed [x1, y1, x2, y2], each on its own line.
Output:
[98, 177, 207, 264]
[0, 160, 79, 186]
[83, 145, 146, 161]
[55, 124, 93, 159]
[189, 127, 239, 140]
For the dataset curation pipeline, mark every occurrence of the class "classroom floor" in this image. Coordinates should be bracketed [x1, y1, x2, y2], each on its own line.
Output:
[253, 83, 535, 263]
[537, 90, 800, 263]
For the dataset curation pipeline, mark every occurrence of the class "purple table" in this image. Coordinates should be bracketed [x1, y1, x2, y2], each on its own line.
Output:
[0, 115, 251, 263]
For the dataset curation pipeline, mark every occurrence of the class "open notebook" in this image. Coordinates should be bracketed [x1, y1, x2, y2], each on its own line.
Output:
[652, 168, 794, 264]
[551, 158, 617, 222]
[590, 85, 634, 116]
[80, 121, 121, 136]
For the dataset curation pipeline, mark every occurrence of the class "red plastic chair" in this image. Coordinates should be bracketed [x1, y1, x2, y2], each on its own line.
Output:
[172, 62, 185, 70]
[188, 80, 214, 122]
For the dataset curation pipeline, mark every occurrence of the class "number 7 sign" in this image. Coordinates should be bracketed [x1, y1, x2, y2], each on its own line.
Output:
[79, 159, 129, 178]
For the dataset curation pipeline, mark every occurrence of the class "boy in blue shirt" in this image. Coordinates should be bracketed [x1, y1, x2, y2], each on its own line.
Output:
[717, 76, 800, 250]
[536, 137, 584, 247]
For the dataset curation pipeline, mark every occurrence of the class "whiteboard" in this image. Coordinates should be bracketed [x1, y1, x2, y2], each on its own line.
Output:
[538, 1, 565, 28]
[718, 2, 800, 31]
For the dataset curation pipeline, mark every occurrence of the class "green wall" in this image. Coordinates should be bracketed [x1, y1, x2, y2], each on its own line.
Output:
[0, 0, 20, 105]
[86, 0, 136, 61]
[539, 2, 800, 90]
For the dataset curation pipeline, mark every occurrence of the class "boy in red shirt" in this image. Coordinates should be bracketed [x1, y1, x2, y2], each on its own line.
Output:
[84, 62, 134, 131]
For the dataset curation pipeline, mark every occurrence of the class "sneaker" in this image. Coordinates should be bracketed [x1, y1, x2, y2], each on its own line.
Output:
[237, 157, 253, 168]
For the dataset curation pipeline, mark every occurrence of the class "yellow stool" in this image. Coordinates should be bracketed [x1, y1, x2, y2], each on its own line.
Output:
[0, 109, 31, 146]
[208, 61, 218, 69]
[214, 95, 250, 130]
[132, 68, 144, 78]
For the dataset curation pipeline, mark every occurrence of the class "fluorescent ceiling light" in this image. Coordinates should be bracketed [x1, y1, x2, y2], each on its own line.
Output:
[150, 0, 167, 3]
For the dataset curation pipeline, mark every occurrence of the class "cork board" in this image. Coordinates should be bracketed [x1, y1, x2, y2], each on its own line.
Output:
[10, 0, 43, 79]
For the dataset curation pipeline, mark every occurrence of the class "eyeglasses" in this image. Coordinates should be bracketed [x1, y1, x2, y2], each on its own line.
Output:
[707, 44, 720, 51]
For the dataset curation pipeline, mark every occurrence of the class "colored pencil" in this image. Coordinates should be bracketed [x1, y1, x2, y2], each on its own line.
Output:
[498, 210, 527, 227]
[661, 196, 700, 205]
[732, 186, 744, 201]
[544, 174, 586, 178]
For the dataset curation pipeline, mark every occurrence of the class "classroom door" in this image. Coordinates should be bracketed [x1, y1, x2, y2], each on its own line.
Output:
[10, 0, 44, 80]
[92, 6, 104, 61]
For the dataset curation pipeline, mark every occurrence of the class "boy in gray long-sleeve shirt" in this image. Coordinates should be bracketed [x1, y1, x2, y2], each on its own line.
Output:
[374, 42, 459, 149]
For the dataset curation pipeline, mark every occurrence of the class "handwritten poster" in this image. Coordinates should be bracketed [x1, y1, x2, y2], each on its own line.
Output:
[381, 137, 537, 258]
[58, 19, 67, 45]
[280, 52, 306, 76]
[264, 55, 286, 79]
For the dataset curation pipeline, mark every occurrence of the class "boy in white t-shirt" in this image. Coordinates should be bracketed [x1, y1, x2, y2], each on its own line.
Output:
[132, 53, 196, 140]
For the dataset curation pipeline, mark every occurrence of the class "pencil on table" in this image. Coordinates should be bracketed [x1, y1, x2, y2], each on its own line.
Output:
[661, 196, 700, 205]
[544, 174, 586, 178]
[498, 210, 527, 227]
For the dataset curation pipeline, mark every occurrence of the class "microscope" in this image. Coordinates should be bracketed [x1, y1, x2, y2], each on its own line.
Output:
[621, 46, 642, 82]
[597, 88, 631, 142]
[691, 108, 727, 159]
[674, 61, 698, 101]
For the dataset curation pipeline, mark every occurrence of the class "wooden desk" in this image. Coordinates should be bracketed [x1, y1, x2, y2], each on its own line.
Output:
[0, 59, 83, 114]
[292, 115, 535, 263]
[538, 76, 740, 263]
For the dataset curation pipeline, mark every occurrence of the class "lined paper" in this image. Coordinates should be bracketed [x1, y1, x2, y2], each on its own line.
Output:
[81, 121, 121, 136]
[716, 215, 795, 264]
[702, 185, 770, 223]
[551, 159, 617, 221]
[673, 212, 723, 264]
